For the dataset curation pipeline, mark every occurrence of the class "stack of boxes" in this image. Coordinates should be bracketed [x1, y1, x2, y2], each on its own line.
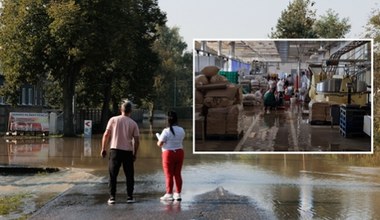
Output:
[195, 66, 244, 139]
[309, 101, 338, 125]
[309, 101, 330, 124]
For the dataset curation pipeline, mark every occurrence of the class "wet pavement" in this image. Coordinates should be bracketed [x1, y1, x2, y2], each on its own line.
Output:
[28, 184, 267, 220]
[1, 119, 380, 219]
[195, 103, 371, 152]
[26, 155, 380, 220]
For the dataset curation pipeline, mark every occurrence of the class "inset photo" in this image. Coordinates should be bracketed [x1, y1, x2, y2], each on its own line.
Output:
[194, 39, 373, 153]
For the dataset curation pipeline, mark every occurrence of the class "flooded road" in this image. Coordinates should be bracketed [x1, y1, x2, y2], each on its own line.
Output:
[1, 119, 380, 219]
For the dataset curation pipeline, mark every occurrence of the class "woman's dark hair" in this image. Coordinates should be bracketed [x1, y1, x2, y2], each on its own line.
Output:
[167, 111, 178, 135]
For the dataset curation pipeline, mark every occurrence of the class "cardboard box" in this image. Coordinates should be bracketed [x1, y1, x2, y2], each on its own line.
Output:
[226, 105, 243, 135]
[206, 107, 228, 135]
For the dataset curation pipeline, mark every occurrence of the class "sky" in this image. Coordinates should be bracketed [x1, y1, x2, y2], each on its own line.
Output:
[157, 0, 379, 51]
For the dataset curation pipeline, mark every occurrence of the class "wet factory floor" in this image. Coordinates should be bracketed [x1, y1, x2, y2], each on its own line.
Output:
[195, 102, 371, 152]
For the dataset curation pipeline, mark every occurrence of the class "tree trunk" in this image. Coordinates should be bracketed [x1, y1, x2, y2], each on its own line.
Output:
[62, 70, 76, 137]
[100, 75, 113, 130]
[149, 102, 154, 123]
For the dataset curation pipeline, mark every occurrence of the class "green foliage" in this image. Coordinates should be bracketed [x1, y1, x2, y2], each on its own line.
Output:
[271, 0, 351, 39]
[0, 0, 167, 133]
[313, 9, 351, 38]
[271, 0, 317, 38]
[365, 8, 380, 51]
[149, 25, 192, 112]
[0, 0, 51, 104]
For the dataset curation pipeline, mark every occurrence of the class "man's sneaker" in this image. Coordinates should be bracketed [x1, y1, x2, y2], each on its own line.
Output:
[160, 193, 174, 201]
[127, 197, 135, 203]
[173, 193, 182, 201]
[107, 197, 115, 205]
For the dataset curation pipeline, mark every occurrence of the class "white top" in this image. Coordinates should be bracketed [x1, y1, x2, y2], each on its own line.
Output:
[268, 80, 276, 89]
[158, 125, 185, 152]
[277, 80, 285, 92]
[301, 75, 309, 89]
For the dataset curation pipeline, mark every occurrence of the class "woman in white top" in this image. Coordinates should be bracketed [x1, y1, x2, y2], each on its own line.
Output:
[157, 111, 185, 201]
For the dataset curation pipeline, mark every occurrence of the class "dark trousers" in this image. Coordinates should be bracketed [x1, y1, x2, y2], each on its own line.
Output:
[108, 149, 134, 198]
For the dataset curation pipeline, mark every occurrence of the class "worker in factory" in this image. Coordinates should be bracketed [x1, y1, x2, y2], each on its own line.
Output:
[253, 88, 264, 105]
[300, 71, 310, 102]
[277, 78, 285, 106]
[268, 76, 276, 91]
[263, 87, 278, 114]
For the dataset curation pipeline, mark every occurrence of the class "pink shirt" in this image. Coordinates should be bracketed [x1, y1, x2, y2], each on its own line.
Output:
[106, 115, 139, 151]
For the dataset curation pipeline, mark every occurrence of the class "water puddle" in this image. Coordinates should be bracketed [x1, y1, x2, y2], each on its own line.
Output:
[0, 120, 379, 219]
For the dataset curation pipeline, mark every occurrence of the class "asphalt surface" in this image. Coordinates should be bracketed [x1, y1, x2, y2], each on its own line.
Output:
[29, 182, 272, 220]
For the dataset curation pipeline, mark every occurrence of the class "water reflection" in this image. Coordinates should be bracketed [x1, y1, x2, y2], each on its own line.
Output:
[4, 138, 50, 165]
[0, 119, 193, 171]
[1, 119, 380, 219]
[179, 158, 380, 219]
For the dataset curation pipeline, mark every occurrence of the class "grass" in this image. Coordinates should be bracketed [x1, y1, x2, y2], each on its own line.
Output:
[0, 193, 29, 216]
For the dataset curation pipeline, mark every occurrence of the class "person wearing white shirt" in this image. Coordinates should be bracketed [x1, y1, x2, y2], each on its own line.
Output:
[157, 111, 185, 201]
[275, 79, 285, 106]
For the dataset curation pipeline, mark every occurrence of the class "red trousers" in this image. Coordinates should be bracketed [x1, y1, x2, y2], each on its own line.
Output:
[162, 149, 184, 194]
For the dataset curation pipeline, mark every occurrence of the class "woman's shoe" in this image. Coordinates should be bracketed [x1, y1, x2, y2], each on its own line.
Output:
[160, 193, 174, 201]
[173, 193, 182, 201]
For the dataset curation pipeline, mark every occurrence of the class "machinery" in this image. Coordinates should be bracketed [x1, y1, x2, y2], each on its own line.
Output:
[308, 41, 371, 106]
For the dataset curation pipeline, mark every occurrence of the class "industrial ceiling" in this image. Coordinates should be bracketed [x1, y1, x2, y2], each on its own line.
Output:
[194, 40, 340, 63]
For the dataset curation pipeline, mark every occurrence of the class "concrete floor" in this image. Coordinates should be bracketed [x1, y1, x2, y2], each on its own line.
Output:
[195, 102, 371, 152]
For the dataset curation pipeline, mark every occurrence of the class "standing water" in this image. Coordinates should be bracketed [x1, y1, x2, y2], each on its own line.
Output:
[1, 119, 380, 219]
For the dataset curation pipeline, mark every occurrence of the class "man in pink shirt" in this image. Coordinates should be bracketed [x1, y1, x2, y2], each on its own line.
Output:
[101, 101, 140, 205]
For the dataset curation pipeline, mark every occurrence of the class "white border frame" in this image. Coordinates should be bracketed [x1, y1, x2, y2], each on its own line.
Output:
[193, 38, 374, 155]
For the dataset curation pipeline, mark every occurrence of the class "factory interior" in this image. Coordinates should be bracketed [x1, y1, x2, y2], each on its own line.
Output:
[194, 40, 372, 152]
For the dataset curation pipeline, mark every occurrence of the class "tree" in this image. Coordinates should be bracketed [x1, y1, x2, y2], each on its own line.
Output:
[270, 0, 351, 39]
[314, 9, 351, 38]
[271, 0, 317, 38]
[0, 0, 166, 135]
[146, 25, 192, 120]
[365, 8, 380, 116]
[364, 8, 380, 151]
[0, 0, 51, 104]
